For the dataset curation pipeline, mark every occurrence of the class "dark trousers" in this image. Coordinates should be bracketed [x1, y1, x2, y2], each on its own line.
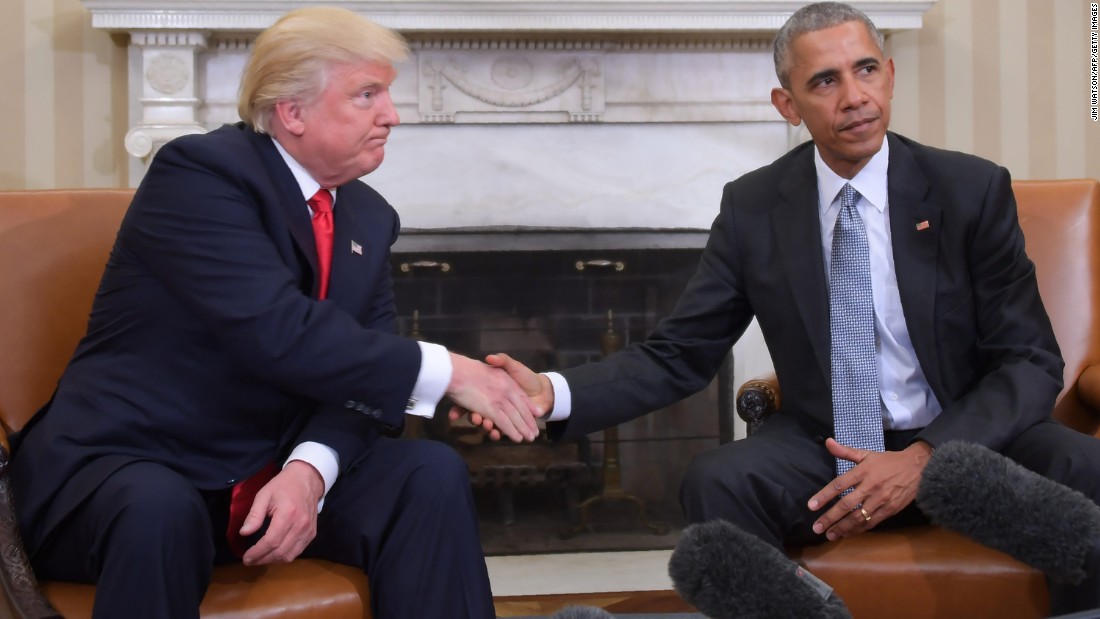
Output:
[679, 414, 1100, 615]
[31, 438, 494, 619]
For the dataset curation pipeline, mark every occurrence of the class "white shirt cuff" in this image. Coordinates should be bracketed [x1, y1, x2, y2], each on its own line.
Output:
[407, 341, 452, 418]
[544, 372, 572, 421]
[285, 441, 339, 512]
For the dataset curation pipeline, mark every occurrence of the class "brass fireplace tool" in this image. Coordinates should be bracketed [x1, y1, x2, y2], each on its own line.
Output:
[560, 309, 670, 538]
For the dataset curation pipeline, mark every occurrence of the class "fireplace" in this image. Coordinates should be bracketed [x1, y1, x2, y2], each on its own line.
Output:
[391, 227, 734, 554]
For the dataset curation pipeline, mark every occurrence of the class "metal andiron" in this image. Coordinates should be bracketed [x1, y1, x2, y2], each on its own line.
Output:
[561, 308, 670, 538]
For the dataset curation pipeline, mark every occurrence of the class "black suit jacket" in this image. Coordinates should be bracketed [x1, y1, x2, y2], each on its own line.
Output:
[556, 133, 1063, 450]
[12, 123, 422, 553]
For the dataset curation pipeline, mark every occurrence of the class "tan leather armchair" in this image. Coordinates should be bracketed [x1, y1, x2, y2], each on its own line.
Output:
[0, 190, 372, 618]
[735, 179, 1100, 619]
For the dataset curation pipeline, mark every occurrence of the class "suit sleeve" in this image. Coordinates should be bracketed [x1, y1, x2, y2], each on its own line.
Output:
[555, 188, 754, 439]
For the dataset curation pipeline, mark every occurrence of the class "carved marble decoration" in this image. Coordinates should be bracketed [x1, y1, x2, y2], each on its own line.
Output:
[145, 53, 190, 95]
[419, 50, 605, 123]
[491, 56, 534, 91]
[124, 124, 207, 159]
[124, 32, 208, 166]
[80, 0, 936, 192]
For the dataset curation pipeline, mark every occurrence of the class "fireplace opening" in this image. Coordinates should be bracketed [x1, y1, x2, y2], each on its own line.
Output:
[391, 228, 734, 555]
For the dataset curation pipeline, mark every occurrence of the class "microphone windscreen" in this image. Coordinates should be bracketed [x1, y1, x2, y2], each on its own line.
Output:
[668, 519, 852, 619]
[917, 440, 1100, 584]
[550, 605, 613, 619]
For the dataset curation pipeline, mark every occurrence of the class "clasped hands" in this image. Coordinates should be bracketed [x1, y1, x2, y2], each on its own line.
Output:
[807, 438, 933, 541]
[446, 352, 552, 443]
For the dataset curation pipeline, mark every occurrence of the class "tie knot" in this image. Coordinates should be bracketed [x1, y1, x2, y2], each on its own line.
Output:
[839, 183, 860, 210]
[309, 189, 333, 214]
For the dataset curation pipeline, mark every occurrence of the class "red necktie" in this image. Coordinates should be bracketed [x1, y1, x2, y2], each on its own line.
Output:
[226, 461, 278, 557]
[309, 188, 334, 300]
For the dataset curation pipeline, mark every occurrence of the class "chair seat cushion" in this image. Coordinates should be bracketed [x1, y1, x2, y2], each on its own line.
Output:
[790, 526, 1048, 619]
[40, 559, 371, 619]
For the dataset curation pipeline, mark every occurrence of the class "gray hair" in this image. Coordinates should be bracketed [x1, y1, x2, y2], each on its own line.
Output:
[773, 2, 884, 89]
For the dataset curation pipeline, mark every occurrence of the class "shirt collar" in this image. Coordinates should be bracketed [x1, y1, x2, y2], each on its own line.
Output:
[814, 136, 889, 214]
[271, 137, 334, 205]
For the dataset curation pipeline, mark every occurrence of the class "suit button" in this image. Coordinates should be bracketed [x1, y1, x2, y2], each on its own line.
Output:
[226, 479, 238, 486]
[355, 403, 367, 412]
[370, 409, 382, 418]
[344, 400, 356, 409]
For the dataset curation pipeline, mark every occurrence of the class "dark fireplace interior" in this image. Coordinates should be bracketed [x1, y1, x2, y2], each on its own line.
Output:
[390, 228, 734, 555]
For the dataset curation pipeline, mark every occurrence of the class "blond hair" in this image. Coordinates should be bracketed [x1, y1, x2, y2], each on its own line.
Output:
[238, 7, 409, 133]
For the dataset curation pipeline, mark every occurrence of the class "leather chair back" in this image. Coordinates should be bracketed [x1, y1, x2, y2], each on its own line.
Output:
[0, 189, 134, 436]
[1015, 179, 1100, 435]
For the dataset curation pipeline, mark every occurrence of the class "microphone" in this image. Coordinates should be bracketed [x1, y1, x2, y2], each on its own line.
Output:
[917, 440, 1100, 585]
[668, 519, 852, 619]
[550, 605, 613, 619]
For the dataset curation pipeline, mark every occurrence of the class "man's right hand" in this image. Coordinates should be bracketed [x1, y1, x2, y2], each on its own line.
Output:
[445, 352, 542, 442]
[474, 354, 555, 433]
[240, 460, 323, 566]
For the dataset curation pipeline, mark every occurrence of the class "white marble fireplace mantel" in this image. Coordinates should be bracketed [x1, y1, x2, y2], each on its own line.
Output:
[82, 0, 934, 229]
[83, 1, 933, 32]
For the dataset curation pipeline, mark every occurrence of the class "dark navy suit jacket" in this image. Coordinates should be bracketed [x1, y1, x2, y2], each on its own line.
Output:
[12, 123, 422, 554]
[555, 133, 1064, 449]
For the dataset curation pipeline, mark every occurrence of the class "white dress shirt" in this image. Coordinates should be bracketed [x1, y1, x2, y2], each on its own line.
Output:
[814, 139, 941, 430]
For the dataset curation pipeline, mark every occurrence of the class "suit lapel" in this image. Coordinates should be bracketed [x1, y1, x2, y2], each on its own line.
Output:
[327, 185, 374, 313]
[246, 128, 321, 288]
[774, 148, 831, 379]
[886, 133, 942, 383]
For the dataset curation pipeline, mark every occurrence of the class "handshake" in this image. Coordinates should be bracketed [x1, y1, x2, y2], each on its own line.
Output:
[444, 352, 554, 443]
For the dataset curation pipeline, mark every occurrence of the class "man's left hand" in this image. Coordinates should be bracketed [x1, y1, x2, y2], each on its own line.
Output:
[240, 460, 324, 566]
[808, 439, 933, 541]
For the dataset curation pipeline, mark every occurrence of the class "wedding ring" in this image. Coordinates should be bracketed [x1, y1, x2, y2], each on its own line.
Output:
[859, 507, 871, 522]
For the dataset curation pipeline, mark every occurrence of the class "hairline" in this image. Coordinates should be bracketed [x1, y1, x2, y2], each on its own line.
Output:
[238, 7, 408, 133]
[773, 2, 885, 90]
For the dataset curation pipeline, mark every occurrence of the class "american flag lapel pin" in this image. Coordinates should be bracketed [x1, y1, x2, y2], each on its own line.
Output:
[916, 220, 930, 231]
[350, 240, 363, 255]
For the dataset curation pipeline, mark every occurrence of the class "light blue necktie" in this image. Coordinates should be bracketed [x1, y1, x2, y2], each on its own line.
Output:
[830, 183, 884, 480]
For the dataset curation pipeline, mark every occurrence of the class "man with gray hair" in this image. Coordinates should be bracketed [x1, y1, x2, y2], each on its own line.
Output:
[9, 7, 536, 618]
[489, 1, 1100, 613]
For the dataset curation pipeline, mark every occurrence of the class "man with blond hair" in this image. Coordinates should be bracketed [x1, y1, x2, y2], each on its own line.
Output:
[10, 7, 533, 618]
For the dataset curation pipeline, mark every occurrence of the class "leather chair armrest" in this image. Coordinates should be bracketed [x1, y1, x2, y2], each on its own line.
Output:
[0, 444, 61, 618]
[736, 372, 781, 435]
[1076, 364, 1100, 417]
